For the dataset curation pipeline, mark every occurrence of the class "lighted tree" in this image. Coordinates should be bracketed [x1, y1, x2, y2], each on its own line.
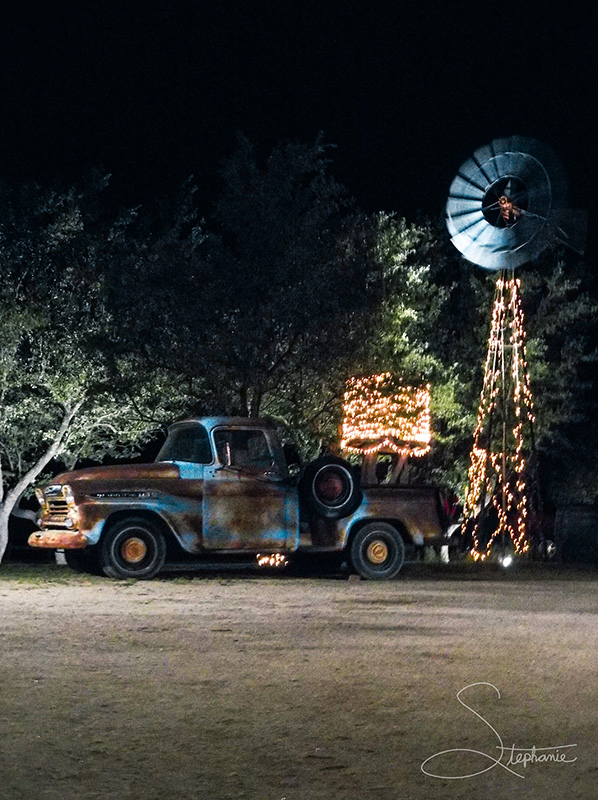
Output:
[341, 373, 431, 457]
[340, 372, 432, 485]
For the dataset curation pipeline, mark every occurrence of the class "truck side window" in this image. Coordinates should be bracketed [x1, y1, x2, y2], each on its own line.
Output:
[157, 425, 212, 464]
[214, 429, 274, 469]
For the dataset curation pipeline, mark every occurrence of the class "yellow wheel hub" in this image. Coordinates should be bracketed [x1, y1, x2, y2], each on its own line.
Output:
[121, 537, 147, 564]
[366, 539, 389, 565]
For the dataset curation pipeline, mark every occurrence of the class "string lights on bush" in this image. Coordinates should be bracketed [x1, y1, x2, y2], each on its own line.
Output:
[341, 373, 431, 456]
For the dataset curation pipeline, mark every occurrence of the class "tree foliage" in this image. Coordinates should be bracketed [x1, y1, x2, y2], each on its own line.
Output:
[109, 136, 375, 432]
[0, 178, 169, 561]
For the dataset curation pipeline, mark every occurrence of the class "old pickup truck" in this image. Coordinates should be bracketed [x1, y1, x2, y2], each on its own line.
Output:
[29, 416, 448, 580]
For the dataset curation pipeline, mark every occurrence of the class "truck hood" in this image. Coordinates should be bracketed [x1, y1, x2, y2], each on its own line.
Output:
[52, 462, 181, 484]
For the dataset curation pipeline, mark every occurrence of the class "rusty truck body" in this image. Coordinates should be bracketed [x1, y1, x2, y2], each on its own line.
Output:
[29, 417, 447, 579]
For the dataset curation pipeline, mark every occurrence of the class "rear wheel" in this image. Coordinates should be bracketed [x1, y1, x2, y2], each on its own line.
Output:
[350, 522, 405, 580]
[100, 517, 166, 579]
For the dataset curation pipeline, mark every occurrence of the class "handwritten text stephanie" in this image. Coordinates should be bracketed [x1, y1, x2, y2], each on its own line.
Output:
[421, 682, 577, 780]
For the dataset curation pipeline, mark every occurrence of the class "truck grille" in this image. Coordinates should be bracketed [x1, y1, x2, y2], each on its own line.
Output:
[47, 497, 69, 515]
[42, 486, 71, 527]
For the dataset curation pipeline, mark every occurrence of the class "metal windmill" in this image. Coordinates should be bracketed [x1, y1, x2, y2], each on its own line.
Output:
[446, 136, 577, 559]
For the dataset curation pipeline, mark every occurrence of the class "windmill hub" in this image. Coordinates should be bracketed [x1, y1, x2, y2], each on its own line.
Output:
[482, 176, 528, 228]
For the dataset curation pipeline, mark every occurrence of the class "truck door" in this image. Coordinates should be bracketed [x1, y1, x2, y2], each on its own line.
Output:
[203, 427, 298, 551]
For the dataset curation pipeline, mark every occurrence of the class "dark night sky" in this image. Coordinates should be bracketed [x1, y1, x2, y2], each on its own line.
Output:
[0, 2, 595, 227]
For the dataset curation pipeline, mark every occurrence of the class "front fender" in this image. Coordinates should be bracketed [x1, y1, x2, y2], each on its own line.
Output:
[78, 498, 200, 553]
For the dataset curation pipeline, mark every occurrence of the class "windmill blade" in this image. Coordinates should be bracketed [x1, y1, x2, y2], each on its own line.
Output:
[458, 159, 492, 193]
[455, 218, 488, 243]
[464, 221, 502, 251]
[449, 174, 485, 200]
[447, 209, 484, 233]
[446, 200, 482, 222]
[471, 143, 500, 183]
[491, 152, 518, 179]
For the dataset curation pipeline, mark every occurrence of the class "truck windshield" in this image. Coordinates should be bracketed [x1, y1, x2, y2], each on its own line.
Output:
[157, 424, 212, 464]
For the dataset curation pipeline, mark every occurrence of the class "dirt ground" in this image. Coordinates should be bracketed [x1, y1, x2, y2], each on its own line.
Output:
[1, 562, 597, 800]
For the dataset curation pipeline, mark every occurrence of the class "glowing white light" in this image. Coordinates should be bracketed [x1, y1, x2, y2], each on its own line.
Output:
[256, 553, 288, 568]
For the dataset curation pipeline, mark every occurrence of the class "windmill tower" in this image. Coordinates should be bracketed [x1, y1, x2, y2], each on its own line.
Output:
[446, 136, 572, 559]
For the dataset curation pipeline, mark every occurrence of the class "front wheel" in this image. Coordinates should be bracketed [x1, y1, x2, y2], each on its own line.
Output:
[350, 522, 405, 580]
[100, 517, 166, 579]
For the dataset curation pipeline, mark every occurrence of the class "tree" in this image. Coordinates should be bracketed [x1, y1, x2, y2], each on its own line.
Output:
[259, 212, 449, 456]
[522, 258, 598, 506]
[207, 134, 377, 417]
[110, 136, 375, 431]
[0, 178, 168, 562]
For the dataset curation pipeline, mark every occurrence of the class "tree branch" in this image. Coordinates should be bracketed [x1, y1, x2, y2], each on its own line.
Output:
[3, 398, 85, 517]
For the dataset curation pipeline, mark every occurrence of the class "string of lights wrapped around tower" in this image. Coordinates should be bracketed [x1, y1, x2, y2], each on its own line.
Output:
[462, 273, 535, 560]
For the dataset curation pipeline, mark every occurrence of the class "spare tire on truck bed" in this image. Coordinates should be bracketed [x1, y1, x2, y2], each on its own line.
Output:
[298, 455, 363, 520]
